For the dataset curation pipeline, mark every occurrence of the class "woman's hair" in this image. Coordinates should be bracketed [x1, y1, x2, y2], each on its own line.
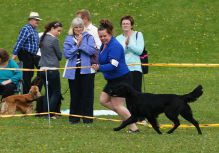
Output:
[98, 19, 113, 35]
[39, 21, 63, 48]
[68, 17, 84, 35]
[120, 15, 134, 29]
[0, 48, 9, 63]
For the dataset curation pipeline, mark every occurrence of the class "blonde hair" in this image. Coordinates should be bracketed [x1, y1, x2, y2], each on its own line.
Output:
[68, 17, 85, 35]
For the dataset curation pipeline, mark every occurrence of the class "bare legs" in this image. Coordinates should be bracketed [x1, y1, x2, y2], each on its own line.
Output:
[100, 92, 138, 131]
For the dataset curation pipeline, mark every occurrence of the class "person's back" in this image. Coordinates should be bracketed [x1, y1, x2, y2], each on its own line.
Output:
[38, 21, 63, 117]
[39, 34, 62, 68]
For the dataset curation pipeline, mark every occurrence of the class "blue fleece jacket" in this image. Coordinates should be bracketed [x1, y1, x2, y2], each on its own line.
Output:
[63, 32, 96, 80]
[98, 36, 129, 80]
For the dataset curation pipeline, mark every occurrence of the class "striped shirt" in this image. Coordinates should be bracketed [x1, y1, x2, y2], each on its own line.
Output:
[13, 23, 39, 55]
[73, 36, 81, 66]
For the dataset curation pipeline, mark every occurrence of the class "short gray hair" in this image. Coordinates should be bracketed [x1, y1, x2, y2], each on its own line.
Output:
[68, 17, 84, 35]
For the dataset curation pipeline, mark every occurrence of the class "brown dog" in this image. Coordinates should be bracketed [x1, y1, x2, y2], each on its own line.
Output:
[0, 86, 41, 115]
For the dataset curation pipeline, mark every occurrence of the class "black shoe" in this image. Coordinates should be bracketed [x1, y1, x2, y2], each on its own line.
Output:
[69, 121, 80, 124]
[83, 121, 93, 124]
[83, 119, 93, 124]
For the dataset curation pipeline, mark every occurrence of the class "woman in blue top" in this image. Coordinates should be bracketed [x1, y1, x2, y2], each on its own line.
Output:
[63, 17, 96, 124]
[0, 48, 22, 99]
[92, 19, 139, 133]
[116, 15, 144, 92]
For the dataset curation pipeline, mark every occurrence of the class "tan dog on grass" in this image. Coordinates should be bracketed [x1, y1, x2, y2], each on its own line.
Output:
[1, 86, 41, 115]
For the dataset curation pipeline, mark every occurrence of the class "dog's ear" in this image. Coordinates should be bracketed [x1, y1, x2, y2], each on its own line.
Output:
[31, 76, 43, 86]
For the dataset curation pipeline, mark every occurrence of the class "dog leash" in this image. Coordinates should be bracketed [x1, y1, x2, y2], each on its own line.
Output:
[60, 87, 69, 100]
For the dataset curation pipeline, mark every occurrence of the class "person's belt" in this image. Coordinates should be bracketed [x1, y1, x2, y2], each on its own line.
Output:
[21, 50, 36, 56]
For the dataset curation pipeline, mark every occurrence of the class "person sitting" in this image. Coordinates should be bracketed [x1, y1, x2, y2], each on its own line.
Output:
[0, 48, 22, 100]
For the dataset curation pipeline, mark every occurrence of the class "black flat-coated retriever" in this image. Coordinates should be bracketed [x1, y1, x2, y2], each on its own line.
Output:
[109, 83, 203, 134]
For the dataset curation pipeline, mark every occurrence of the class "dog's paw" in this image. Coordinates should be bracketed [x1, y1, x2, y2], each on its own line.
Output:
[167, 131, 173, 134]
[113, 127, 121, 131]
[156, 131, 162, 134]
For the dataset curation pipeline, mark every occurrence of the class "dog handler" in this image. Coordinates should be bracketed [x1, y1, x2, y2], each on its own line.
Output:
[92, 19, 139, 133]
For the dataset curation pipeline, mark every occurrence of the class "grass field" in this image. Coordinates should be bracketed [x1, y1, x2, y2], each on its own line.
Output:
[0, 0, 219, 152]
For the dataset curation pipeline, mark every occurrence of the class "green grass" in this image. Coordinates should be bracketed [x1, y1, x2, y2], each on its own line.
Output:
[0, 117, 218, 153]
[0, 0, 219, 152]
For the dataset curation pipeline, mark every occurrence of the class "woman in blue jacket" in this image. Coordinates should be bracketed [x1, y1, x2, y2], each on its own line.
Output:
[63, 17, 96, 124]
[92, 19, 139, 133]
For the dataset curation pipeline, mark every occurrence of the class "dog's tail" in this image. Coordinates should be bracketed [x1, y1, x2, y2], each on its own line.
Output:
[181, 85, 203, 103]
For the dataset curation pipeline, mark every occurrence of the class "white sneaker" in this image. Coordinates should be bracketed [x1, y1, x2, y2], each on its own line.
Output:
[51, 116, 57, 119]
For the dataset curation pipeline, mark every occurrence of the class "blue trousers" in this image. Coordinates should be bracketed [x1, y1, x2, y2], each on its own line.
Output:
[40, 70, 61, 114]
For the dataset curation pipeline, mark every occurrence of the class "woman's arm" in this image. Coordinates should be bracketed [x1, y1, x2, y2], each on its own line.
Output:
[99, 45, 122, 72]
[52, 38, 62, 61]
[9, 60, 22, 84]
[63, 36, 79, 59]
[12, 27, 29, 56]
[127, 32, 144, 55]
[79, 35, 96, 56]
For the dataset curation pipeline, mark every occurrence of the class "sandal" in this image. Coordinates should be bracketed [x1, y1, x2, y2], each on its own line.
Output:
[127, 129, 140, 133]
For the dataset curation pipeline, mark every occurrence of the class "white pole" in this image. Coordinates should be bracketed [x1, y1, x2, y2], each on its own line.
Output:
[45, 70, 51, 126]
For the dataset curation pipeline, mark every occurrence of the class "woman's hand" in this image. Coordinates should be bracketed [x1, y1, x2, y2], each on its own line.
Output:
[12, 55, 17, 60]
[1, 79, 12, 85]
[76, 34, 83, 47]
[92, 64, 99, 71]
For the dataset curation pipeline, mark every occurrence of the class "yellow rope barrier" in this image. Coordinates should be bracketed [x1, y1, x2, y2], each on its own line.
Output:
[0, 112, 49, 118]
[1, 64, 218, 128]
[1, 63, 219, 72]
[0, 112, 219, 128]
